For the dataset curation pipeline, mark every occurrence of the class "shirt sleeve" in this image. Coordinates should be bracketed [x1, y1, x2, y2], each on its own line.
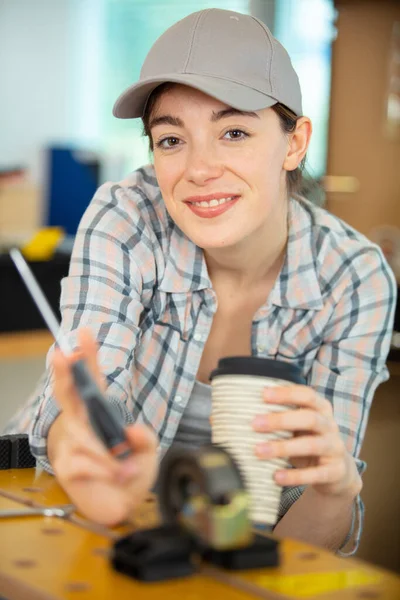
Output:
[279, 245, 397, 555]
[28, 181, 158, 472]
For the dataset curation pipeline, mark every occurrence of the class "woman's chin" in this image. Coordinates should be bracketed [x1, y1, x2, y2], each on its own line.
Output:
[194, 236, 241, 251]
[182, 225, 247, 251]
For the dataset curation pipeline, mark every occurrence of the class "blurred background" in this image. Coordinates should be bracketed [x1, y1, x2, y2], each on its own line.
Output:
[0, 0, 399, 573]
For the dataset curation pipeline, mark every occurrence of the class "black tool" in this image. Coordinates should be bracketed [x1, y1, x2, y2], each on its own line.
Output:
[9, 248, 132, 461]
[0, 434, 36, 470]
[112, 445, 279, 582]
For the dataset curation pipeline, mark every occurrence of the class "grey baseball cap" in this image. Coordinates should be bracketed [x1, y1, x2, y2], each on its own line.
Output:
[113, 8, 303, 119]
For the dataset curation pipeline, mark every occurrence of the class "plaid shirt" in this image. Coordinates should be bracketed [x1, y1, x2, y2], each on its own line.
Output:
[5, 165, 396, 555]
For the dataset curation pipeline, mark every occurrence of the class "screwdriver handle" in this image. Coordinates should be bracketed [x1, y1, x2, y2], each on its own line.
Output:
[71, 359, 133, 461]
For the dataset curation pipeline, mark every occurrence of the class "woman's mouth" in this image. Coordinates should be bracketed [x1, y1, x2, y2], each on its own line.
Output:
[184, 195, 239, 218]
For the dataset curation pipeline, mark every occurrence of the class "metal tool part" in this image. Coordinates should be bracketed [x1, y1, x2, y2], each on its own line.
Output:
[9, 247, 70, 356]
[158, 444, 253, 551]
[9, 248, 133, 461]
[0, 504, 75, 519]
[112, 445, 279, 583]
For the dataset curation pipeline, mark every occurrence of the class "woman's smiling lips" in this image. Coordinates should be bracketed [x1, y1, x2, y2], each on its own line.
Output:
[183, 193, 240, 219]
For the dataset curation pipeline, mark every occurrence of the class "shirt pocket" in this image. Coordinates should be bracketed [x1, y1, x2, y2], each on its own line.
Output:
[152, 290, 196, 342]
[272, 310, 323, 374]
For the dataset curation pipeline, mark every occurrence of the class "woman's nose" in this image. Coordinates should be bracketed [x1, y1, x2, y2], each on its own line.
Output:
[184, 145, 224, 185]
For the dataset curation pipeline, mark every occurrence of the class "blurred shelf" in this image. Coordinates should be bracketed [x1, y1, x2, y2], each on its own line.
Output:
[0, 330, 53, 359]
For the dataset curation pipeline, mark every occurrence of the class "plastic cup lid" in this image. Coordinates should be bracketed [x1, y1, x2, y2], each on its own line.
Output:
[210, 356, 305, 385]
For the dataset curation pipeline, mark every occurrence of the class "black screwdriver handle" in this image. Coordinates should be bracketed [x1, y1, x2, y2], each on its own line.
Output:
[71, 359, 133, 460]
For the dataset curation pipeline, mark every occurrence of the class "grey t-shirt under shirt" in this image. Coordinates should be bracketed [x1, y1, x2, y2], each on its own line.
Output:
[172, 379, 212, 449]
[153, 379, 212, 494]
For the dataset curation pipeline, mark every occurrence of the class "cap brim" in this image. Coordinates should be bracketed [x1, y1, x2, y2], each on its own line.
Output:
[112, 73, 278, 119]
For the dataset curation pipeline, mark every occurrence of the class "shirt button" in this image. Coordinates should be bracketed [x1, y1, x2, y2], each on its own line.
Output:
[175, 395, 184, 405]
[194, 332, 205, 342]
[257, 344, 266, 353]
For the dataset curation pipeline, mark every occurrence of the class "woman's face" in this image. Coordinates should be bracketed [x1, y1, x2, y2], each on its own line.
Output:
[150, 85, 292, 250]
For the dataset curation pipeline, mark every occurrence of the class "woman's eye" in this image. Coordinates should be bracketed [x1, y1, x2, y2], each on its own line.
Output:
[223, 129, 248, 141]
[156, 137, 181, 149]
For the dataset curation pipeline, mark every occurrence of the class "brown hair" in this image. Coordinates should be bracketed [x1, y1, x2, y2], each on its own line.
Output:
[142, 83, 307, 196]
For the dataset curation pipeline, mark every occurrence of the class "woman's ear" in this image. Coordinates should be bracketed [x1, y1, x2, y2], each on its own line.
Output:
[283, 117, 312, 171]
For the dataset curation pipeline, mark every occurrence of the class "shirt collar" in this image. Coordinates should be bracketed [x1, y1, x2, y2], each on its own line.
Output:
[269, 198, 324, 310]
[158, 217, 212, 293]
[159, 196, 323, 310]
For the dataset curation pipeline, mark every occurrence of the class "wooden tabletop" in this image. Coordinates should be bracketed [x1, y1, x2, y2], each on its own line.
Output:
[0, 330, 53, 359]
[0, 469, 399, 600]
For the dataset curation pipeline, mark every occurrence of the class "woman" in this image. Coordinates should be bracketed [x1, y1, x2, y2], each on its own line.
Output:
[6, 8, 395, 555]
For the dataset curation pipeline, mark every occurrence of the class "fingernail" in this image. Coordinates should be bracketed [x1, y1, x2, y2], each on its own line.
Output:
[275, 471, 286, 484]
[263, 388, 277, 400]
[256, 443, 273, 457]
[252, 416, 268, 430]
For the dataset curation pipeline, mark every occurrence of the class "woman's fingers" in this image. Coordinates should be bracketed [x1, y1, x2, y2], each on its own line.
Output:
[273, 462, 347, 487]
[54, 421, 124, 476]
[58, 424, 158, 485]
[246, 384, 361, 496]
[263, 385, 333, 417]
[124, 423, 158, 454]
[49, 328, 159, 525]
[123, 424, 159, 488]
[252, 408, 337, 435]
[255, 433, 345, 459]
[52, 330, 153, 482]
[56, 454, 120, 484]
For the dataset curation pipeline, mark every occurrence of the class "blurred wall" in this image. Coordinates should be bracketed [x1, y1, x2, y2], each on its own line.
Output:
[327, 0, 400, 236]
[328, 0, 400, 573]
[0, 0, 77, 181]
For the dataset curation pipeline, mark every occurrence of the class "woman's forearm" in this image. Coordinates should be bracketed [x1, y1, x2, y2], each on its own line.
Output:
[273, 484, 360, 552]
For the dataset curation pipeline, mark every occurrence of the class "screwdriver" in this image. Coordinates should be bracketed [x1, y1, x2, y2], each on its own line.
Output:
[9, 248, 133, 461]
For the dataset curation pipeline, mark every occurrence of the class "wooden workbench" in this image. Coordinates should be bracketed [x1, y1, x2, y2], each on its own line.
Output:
[0, 469, 399, 600]
[0, 330, 53, 360]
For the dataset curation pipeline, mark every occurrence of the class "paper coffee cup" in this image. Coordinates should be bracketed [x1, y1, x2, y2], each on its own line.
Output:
[210, 357, 305, 527]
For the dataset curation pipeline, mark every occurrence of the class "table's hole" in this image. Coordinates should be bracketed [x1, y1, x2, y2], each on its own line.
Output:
[297, 551, 318, 561]
[13, 559, 37, 569]
[22, 487, 42, 493]
[92, 547, 111, 558]
[41, 527, 63, 535]
[64, 582, 91, 593]
[357, 591, 381, 599]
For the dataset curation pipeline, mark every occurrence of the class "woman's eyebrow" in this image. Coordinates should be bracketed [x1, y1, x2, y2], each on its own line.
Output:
[211, 108, 260, 121]
[149, 115, 184, 129]
[150, 107, 260, 130]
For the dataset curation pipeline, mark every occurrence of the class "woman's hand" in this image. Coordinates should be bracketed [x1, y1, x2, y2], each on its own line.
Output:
[48, 328, 159, 526]
[252, 385, 362, 498]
